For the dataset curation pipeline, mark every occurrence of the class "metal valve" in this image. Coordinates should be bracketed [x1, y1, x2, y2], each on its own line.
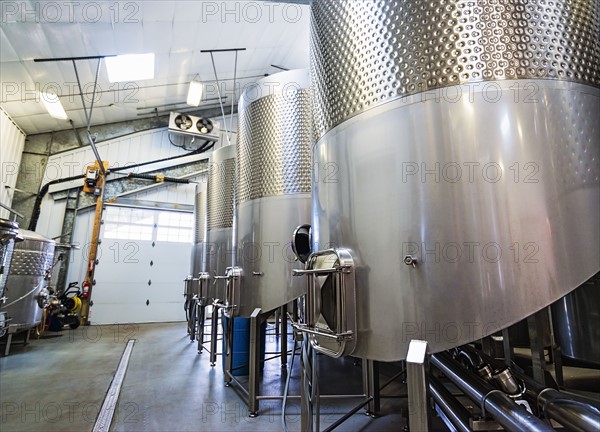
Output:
[404, 255, 418, 268]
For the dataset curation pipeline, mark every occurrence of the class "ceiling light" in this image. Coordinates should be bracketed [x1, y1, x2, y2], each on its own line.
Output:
[186, 81, 204, 107]
[105, 53, 155, 83]
[39, 91, 68, 120]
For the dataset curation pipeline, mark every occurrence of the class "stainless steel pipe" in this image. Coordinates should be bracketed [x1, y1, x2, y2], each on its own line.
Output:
[431, 352, 553, 432]
[461, 345, 600, 432]
[429, 375, 471, 432]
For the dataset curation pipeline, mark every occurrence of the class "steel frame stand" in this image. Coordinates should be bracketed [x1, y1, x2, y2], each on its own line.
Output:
[198, 303, 220, 367]
[300, 349, 380, 431]
[223, 306, 295, 417]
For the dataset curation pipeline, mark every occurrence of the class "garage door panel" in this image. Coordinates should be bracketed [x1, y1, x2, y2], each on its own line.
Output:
[90, 206, 192, 324]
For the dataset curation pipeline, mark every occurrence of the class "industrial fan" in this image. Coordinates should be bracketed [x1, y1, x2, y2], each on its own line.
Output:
[196, 117, 214, 134]
[174, 114, 193, 131]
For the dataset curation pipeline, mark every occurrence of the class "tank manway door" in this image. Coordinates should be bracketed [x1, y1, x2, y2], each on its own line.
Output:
[292, 249, 357, 358]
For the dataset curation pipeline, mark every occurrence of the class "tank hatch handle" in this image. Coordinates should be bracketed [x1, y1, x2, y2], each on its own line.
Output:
[291, 248, 357, 358]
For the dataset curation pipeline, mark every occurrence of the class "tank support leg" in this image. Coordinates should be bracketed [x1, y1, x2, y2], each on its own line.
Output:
[527, 310, 548, 385]
[406, 339, 430, 432]
[502, 328, 513, 367]
[209, 305, 219, 366]
[547, 306, 564, 386]
[363, 359, 380, 416]
[196, 301, 206, 349]
[4, 332, 12, 356]
[300, 338, 320, 431]
[248, 307, 262, 417]
[224, 310, 233, 385]
[281, 305, 287, 369]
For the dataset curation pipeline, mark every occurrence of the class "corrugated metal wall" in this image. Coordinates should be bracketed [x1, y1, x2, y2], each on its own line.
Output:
[0, 107, 26, 219]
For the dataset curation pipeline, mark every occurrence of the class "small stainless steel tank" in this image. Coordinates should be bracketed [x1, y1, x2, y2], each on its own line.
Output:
[0, 219, 19, 300]
[304, 0, 600, 361]
[206, 144, 236, 300]
[232, 69, 312, 317]
[1, 229, 55, 332]
[0, 219, 20, 334]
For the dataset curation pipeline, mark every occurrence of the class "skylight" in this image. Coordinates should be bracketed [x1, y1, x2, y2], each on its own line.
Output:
[105, 53, 155, 83]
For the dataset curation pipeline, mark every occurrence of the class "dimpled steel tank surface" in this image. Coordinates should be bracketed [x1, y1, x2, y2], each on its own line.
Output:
[309, 0, 600, 360]
[206, 144, 236, 300]
[235, 69, 312, 317]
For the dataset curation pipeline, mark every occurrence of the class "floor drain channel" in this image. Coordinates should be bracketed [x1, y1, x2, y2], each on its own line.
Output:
[93, 339, 136, 432]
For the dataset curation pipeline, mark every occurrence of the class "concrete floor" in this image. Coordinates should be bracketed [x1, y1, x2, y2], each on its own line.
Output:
[1, 322, 598, 432]
[0, 322, 415, 432]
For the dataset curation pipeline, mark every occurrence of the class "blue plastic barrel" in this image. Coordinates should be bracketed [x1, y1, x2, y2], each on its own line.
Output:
[221, 316, 267, 376]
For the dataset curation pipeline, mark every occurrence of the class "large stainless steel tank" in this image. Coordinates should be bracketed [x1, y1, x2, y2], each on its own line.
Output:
[206, 144, 236, 300]
[0, 219, 20, 334]
[233, 69, 312, 317]
[551, 273, 600, 368]
[1, 229, 55, 332]
[306, 0, 600, 361]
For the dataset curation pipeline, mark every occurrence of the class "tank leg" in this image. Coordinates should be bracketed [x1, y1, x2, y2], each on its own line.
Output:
[248, 308, 262, 417]
[224, 313, 233, 385]
[502, 328, 513, 367]
[281, 305, 288, 369]
[363, 359, 380, 417]
[197, 301, 206, 350]
[209, 305, 219, 366]
[4, 332, 13, 356]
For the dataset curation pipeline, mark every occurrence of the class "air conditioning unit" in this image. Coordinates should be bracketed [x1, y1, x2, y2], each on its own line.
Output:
[168, 112, 220, 141]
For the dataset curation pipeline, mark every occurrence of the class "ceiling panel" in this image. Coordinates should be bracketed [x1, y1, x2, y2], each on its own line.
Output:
[141, 2, 176, 23]
[78, 22, 117, 55]
[1, 22, 53, 60]
[0, 1, 310, 134]
[0, 28, 19, 62]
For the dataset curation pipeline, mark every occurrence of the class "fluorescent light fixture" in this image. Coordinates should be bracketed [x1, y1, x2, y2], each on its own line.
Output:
[39, 91, 68, 120]
[186, 80, 204, 107]
[105, 53, 155, 83]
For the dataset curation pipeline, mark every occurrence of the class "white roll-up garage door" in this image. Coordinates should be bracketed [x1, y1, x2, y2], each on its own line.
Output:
[90, 206, 192, 324]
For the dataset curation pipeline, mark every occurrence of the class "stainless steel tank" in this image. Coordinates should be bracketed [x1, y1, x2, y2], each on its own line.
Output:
[1, 229, 55, 332]
[0, 219, 20, 335]
[206, 144, 236, 300]
[233, 69, 312, 317]
[304, 0, 600, 361]
[0, 219, 19, 300]
[551, 273, 600, 368]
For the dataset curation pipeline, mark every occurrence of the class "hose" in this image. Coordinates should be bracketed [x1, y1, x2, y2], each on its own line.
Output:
[2, 279, 45, 309]
[126, 173, 190, 184]
[301, 336, 317, 432]
[35, 307, 47, 338]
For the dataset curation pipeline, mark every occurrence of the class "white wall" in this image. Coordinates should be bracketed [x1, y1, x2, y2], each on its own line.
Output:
[0, 107, 26, 219]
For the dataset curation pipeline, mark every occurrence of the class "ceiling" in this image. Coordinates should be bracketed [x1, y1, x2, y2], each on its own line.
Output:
[0, 1, 310, 135]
